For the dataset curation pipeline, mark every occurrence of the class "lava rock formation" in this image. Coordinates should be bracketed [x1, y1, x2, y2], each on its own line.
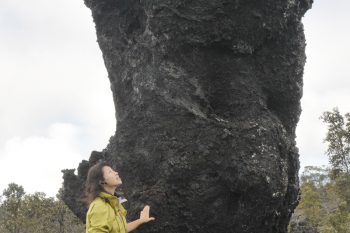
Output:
[62, 0, 313, 232]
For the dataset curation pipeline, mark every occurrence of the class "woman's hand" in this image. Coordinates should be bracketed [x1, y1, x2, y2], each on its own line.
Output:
[139, 205, 155, 223]
[127, 205, 155, 232]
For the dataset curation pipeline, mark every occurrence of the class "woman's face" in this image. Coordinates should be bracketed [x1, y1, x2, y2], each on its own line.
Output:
[102, 166, 122, 187]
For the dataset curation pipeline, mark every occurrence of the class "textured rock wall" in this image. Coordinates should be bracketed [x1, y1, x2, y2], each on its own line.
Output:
[62, 0, 313, 232]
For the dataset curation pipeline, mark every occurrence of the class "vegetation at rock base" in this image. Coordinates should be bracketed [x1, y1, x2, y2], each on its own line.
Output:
[289, 108, 350, 233]
[0, 183, 84, 233]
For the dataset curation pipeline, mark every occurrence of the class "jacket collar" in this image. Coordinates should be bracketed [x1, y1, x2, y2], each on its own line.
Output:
[99, 192, 120, 207]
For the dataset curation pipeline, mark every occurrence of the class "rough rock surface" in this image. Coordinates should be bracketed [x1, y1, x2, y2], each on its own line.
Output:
[62, 0, 313, 232]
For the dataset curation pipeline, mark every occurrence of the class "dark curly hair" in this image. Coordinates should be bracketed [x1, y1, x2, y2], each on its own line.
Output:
[84, 161, 111, 206]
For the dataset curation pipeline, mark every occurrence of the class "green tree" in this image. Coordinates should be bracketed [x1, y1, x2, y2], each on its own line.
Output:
[321, 108, 350, 211]
[301, 166, 329, 188]
[316, 179, 350, 233]
[321, 108, 350, 176]
[19, 191, 84, 233]
[298, 181, 326, 228]
[0, 183, 26, 233]
[0, 183, 84, 233]
[328, 208, 350, 233]
[21, 192, 56, 233]
[289, 166, 350, 233]
[290, 108, 350, 232]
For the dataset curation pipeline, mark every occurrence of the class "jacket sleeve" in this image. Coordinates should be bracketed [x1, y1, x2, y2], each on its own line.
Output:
[87, 203, 111, 233]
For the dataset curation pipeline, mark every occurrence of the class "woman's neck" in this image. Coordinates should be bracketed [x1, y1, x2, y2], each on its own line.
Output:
[103, 186, 116, 195]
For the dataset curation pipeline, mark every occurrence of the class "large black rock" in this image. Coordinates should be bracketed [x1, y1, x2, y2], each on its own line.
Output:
[62, 1, 313, 232]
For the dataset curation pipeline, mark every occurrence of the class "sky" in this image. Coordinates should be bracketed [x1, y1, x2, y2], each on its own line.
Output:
[0, 0, 349, 198]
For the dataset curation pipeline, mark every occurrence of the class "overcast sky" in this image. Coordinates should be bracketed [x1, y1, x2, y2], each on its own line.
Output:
[0, 0, 349, 198]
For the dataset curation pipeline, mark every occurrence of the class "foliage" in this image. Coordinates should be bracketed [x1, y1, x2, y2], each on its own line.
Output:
[297, 182, 326, 227]
[0, 183, 26, 233]
[0, 183, 84, 233]
[289, 108, 350, 233]
[301, 166, 329, 188]
[321, 108, 350, 176]
[321, 108, 350, 210]
[289, 167, 350, 233]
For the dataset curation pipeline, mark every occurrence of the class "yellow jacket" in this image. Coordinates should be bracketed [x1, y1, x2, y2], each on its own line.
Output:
[86, 192, 128, 233]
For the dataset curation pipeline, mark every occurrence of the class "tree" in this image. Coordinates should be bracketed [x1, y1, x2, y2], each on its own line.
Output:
[301, 166, 330, 188]
[289, 166, 350, 233]
[321, 108, 350, 176]
[289, 109, 350, 232]
[0, 183, 26, 233]
[328, 204, 350, 233]
[19, 191, 84, 233]
[298, 181, 327, 228]
[321, 108, 350, 211]
[0, 183, 85, 233]
[21, 192, 57, 233]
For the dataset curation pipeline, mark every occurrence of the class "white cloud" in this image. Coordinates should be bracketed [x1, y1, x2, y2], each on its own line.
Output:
[0, 0, 115, 142]
[0, 123, 85, 197]
[297, 0, 350, 172]
[0, 0, 116, 196]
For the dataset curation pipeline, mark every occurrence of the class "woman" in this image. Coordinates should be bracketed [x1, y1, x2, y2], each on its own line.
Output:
[85, 161, 155, 233]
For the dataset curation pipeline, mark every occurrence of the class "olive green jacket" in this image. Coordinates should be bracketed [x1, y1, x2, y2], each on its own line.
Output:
[86, 192, 128, 233]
